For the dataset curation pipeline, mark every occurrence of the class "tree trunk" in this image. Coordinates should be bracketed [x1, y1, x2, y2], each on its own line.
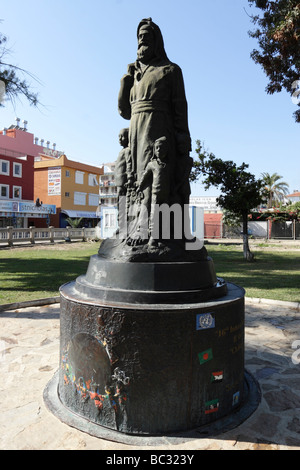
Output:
[242, 213, 254, 261]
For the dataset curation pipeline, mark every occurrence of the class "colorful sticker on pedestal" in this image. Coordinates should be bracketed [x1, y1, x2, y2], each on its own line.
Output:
[61, 333, 130, 414]
[205, 398, 220, 414]
[211, 370, 223, 383]
[232, 391, 240, 406]
[196, 312, 215, 331]
[198, 348, 213, 365]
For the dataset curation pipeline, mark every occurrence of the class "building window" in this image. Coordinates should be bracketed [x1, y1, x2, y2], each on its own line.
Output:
[13, 186, 22, 199]
[88, 174, 98, 186]
[75, 171, 84, 184]
[74, 191, 86, 205]
[88, 193, 99, 206]
[0, 160, 10, 176]
[65, 170, 70, 177]
[0, 184, 9, 198]
[13, 162, 22, 178]
[65, 192, 70, 197]
[104, 213, 116, 228]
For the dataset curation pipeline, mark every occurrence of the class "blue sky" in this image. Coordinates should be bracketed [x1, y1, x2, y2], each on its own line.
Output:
[1, 0, 299, 197]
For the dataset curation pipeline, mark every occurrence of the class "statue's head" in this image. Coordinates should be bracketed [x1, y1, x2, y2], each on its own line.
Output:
[154, 136, 168, 160]
[137, 18, 168, 63]
[119, 128, 129, 147]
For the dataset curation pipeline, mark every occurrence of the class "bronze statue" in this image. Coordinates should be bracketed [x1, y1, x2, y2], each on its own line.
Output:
[118, 18, 191, 209]
[100, 18, 205, 261]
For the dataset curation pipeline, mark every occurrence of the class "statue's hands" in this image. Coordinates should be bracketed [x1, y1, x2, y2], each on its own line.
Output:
[121, 73, 134, 88]
[125, 177, 134, 189]
[118, 68, 134, 119]
[128, 176, 134, 187]
[127, 63, 136, 76]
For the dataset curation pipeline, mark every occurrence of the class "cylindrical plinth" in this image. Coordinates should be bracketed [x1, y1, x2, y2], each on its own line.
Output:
[57, 281, 245, 435]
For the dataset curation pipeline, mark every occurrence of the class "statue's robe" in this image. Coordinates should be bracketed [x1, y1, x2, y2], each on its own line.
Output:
[118, 59, 190, 208]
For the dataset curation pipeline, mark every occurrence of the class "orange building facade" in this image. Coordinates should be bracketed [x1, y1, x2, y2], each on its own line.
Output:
[34, 154, 103, 228]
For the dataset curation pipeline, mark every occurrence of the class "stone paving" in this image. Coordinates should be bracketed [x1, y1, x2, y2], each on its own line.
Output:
[0, 299, 300, 450]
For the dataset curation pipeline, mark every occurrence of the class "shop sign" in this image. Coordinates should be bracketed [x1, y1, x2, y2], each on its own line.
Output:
[48, 167, 61, 195]
[0, 201, 56, 215]
[19, 202, 56, 214]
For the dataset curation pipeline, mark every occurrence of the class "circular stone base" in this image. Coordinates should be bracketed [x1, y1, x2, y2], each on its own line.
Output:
[53, 283, 250, 435]
[71, 255, 227, 304]
[43, 369, 261, 445]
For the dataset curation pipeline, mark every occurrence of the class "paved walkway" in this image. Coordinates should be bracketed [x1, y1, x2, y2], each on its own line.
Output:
[1, 299, 300, 450]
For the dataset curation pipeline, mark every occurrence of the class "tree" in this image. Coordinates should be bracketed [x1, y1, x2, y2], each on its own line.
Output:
[190, 140, 266, 261]
[261, 171, 289, 207]
[66, 217, 83, 228]
[247, 0, 300, 122]
[0, 26, 39, 108]
[222, 209, 243, 228]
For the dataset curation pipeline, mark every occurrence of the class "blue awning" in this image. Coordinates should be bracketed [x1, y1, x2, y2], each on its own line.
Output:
[61, 210, 100, 219]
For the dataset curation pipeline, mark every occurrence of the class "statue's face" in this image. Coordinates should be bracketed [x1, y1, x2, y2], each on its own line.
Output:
[119, 132, 128, 147]
[137, 26, 155, 63]
[154, 139, 167, 159]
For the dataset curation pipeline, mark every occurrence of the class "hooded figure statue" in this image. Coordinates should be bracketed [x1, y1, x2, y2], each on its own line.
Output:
[118, 18, 191, 214]
[98, 19, 206, 260]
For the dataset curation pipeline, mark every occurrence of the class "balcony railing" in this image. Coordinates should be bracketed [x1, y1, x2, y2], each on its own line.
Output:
[99, 192, 117, 197]
[99, 180, 115, 187]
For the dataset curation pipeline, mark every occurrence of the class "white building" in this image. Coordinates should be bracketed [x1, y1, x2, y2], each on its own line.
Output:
[189, 196, 221, 213]
[286, 191, 300, 203]
[99, 163, 117, 206]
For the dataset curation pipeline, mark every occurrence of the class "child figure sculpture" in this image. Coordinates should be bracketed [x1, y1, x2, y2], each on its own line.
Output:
[137, 136, 170, 247]
[114, 128, 134, 233]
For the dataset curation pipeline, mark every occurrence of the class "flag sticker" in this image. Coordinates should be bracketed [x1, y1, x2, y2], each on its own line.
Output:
[205, 398, 220, 414]
[211, 371, 223, 383]
[196, 312, 215, 330]
[198, 348, 213, 365]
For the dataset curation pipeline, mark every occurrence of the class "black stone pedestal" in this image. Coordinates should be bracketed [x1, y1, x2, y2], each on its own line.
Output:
[43, 256, 260, 437]
[58, 283, 244, 435]
[44, 255, 259, 444]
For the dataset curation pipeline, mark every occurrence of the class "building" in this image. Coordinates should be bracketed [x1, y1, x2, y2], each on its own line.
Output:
[189, 196, 221, 213]
[0, 118, 64, 159]
[189, 195, 223, 238]
[0, 119, 57, 228]
[286, 190, 300, 203]
[34, 154, 103, 227]
[99, 163, 118, 206]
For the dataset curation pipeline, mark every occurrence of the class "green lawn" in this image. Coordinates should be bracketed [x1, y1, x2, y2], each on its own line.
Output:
[0, 242, 98, 305]
[0, 241, 299, 305]
[207, 243, 300, 303]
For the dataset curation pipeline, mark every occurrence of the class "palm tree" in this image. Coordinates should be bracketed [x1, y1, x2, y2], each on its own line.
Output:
[66, 217, 83, 228]
[261, 172, 289, 208]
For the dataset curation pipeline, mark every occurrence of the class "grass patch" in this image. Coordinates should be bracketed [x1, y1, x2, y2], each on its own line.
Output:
[207, 244, 300, 302]
[0, 241, 299, 304]
[0, 242, 97, 305]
